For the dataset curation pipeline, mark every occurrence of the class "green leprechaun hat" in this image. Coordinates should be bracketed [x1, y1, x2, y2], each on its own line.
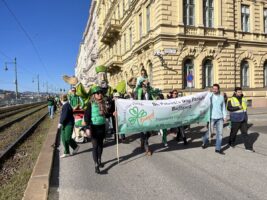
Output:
[91, 85, 102, 94]
[95, 65, 107, 73]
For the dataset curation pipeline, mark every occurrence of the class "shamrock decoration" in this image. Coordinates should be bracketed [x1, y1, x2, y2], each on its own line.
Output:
[128, 106, 147, 126]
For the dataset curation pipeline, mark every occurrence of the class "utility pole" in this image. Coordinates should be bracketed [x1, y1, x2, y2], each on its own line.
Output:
[46, 81, 48, 94]
[4, 57, 18, 100]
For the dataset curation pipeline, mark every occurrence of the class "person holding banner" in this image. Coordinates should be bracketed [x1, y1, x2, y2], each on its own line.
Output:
[202, 84, 227, 154]
[137, 79, 153, 156]
[84, 86, 108, 174]
[171, 90, 188, 145]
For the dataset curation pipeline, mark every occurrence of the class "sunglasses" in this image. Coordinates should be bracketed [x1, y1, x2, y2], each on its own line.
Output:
[173, 93, 178, 95]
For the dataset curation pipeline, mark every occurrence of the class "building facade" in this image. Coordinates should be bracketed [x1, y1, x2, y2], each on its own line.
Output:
[75, 0, 98, 88]
[91, 0, 267, 106]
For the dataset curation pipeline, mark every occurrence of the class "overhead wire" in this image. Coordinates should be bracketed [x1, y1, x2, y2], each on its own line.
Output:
[1, 0, 56, 86]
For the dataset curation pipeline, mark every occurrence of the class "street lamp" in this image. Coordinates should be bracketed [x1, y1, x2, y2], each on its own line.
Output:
[4, 57, 18, 100]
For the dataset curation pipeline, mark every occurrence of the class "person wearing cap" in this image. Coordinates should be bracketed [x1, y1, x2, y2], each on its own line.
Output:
[227, 87, 255, 152]
[58, 94, 80, 158]
[69, 87, 84, 110]
[137, 79, 153, 156]
[84, 86, 109, 174]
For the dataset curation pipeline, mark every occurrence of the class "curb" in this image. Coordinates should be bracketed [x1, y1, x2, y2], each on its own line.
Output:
[22, 115, 59, 200]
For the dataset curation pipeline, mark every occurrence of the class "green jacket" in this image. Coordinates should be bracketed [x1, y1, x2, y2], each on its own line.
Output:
[69, 94, 84, 109]
[47, 97, 54, 106]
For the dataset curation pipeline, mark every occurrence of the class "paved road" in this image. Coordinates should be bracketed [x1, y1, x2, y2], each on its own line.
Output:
[49, 120, 267, 200]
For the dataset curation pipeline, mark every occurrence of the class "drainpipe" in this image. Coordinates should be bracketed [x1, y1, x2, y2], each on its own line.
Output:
[233, 0, 237, 88]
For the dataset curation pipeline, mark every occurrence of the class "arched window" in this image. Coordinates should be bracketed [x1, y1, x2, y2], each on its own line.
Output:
[241, 61, 249, 87]
[203, 59, 213, 88]
[183, 59, 194, 89]
[264, 62, 267, 87]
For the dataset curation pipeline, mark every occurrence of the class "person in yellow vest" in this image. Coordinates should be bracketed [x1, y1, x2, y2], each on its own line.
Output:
[227, 87, 255, 152]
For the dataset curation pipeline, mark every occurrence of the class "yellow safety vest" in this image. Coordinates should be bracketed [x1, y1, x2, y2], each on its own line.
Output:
[229, 97, 247, 112]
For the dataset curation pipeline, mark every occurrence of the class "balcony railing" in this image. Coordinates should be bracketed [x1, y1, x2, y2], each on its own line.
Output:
[101, 19, 121, 45]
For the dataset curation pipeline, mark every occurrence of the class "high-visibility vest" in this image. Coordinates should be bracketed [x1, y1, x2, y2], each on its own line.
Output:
[228, 97, 248, 112]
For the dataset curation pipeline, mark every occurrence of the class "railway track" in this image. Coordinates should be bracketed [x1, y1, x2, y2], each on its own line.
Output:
[0, 102, 45, 120]
[0, 112, 48, 162]
[0, 104, 47, 131]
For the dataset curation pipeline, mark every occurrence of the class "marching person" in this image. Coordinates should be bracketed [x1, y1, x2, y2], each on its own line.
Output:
[227, 87, 255, 152]
[202, 84, 227, 154]
[69, 87, 84, 110]
[84, 86, 108, 174]
[171, 90, 188, 145]
[137, 79, 153, 156]
[47, 95, 55, 119]
[58, 94, 80, 158]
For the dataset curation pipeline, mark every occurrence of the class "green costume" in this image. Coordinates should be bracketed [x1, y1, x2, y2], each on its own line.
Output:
[69, 94, 84, 109]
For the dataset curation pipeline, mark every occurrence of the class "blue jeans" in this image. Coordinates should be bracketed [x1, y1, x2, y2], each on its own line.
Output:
[48, 105, 54, 119]
[203, 118, 224, 151]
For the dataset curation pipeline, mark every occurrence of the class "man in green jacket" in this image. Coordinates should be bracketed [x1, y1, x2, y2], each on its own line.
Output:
[69, 87, 84, 110]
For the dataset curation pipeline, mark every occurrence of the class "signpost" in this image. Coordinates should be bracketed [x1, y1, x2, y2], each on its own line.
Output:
[187, 73, 194, 95]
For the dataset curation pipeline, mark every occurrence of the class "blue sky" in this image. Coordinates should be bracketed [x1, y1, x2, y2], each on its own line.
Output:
[0, 0, 91, 93]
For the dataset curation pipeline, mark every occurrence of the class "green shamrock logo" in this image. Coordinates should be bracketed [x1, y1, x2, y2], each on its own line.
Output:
[128, 106, 147, 126]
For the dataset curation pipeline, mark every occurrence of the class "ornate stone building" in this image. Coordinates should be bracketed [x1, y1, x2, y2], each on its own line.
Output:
[88, 0, 267, 106]
[75, 0, 98, 88]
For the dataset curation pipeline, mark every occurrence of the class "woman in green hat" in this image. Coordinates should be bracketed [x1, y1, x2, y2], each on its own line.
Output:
[84, 86, 108, 174]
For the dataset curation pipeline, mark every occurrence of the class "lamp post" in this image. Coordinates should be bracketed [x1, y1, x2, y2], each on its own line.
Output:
[4, 57, 18, 100]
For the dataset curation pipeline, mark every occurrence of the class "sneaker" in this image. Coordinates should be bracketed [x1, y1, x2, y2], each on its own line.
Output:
[60, 154, 70, 158]
[164, 143, 168, 147]
[202, 144, 208, 149]
[215, 150, 225, 155]
[95, 166, 100, 174]
[72, 145, 80, 155]
[245, 149, 255, 153]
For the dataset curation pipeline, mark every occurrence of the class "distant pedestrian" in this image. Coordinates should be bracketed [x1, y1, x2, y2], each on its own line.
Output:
[202, 84, 227, 154]
[227, 87, 255, 152]
[84, 86, 108, 174]
[47, 95, 54, 119]
[58, 94, 79, 158]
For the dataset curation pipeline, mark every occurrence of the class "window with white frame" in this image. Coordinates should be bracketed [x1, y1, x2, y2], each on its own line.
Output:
[139, 13, 142, 39]
[183, 0, 195, 26]
[203, 60, 213, 88]
[241, 61, 249, 87]
[129, 27, 132, 48]
[146, 5, 151, 33]
[204, 0, 214, 28]
[264, 9, 267, 33]
[241, 5, 250, 32]
[264, 62, 267, 87]
[183, 59, 194, 88]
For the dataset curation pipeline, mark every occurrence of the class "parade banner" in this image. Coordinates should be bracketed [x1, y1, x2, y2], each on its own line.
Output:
[116, 92, 211, 134]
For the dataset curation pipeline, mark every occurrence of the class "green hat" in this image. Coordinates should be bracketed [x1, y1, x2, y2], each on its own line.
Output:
[95, 65, 107, 73]
[91, 86, 102, 94]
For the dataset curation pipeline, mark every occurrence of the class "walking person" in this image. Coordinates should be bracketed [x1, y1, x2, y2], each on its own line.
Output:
[69, 87, 84, 110]
[58, 94, 80, 158]
[84, 86, 108, 174]
[227, 87, 255, 152]
[171, 90, 188, 145]
[202, 84, 227, 154]
[47, 95, 55, 119]
[137, 79, 153, 156]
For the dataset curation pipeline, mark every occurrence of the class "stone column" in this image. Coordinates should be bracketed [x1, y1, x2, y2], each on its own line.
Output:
[196, 0, 204, 35]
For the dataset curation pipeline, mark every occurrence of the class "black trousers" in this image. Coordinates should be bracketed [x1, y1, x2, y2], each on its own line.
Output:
[91, 124, 106, 164]
[140, 132, 151, 151]
[229, 120, 252, 149]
